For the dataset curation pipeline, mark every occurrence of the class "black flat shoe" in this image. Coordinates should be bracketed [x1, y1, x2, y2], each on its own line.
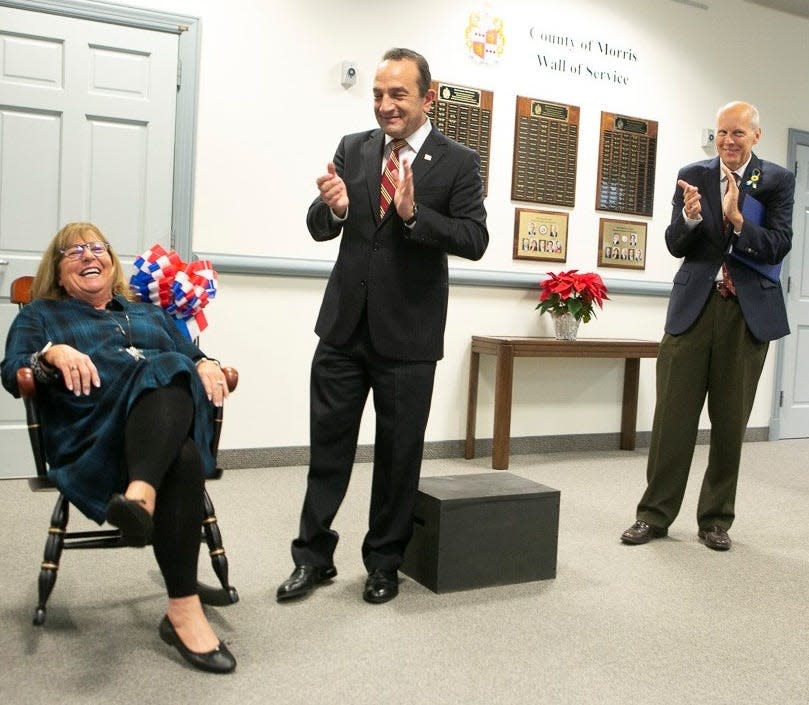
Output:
[105, 494, 153, 546]
[363, 569, 399, 604]
[159, 615, 236, 674]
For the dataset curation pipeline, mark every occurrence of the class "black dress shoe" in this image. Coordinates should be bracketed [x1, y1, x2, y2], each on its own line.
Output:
[276, 564, 337, 601]
[106, 494, 153, 546]
[620, 520, 668, 545]
[159, 615, 236, 673]
[363, 569, 399, 604]
[698, 526, 731, 551]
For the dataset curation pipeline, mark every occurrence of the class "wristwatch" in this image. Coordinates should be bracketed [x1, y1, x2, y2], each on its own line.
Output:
[404, 204, 418, 227]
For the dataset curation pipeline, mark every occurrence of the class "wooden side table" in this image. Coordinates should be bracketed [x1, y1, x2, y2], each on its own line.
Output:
[465, 336, 660, 469]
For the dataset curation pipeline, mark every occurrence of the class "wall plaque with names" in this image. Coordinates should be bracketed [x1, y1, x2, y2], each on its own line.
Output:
[596, 112, 658, 217]
[427, 81, 493, 195]
[511, 97, 579, 207]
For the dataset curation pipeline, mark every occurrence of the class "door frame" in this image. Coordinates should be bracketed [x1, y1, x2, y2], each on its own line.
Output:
[0, 0, 200, 260]
[769, 128, 807, 440]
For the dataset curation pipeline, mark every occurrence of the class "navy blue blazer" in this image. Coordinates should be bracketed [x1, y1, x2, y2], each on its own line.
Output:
[307, 126, 489, 361]
[664, 154, 794, 342]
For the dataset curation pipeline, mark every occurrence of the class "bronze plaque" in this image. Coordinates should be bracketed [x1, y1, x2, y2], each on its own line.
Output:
[428, 81, 493, 195]
[596, 112, 658, 217]
[511, 97, 580, 207]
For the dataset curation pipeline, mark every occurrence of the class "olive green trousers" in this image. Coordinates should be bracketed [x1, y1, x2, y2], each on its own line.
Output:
[636, 291, 769, 531]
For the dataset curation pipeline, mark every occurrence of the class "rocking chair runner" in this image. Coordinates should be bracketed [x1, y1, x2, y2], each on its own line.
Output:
[9, 276, 239, 625]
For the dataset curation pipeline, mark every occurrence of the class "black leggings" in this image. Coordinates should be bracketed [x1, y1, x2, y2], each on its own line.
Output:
[124, 380, 204, 598]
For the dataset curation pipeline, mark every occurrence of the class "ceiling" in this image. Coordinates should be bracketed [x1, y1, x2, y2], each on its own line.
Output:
[744, 0, 809, 18]
[671, 0, 809, 17]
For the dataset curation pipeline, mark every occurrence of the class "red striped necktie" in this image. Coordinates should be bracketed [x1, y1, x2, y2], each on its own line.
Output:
[379, 139, 407, 218]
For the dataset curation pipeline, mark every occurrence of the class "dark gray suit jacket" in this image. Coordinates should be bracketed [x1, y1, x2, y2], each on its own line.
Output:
[306, 126, 489, 361]
[664, 154, 794, 342]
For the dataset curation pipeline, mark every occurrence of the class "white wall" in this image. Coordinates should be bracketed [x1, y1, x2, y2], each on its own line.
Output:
[121, 0, 808, 451]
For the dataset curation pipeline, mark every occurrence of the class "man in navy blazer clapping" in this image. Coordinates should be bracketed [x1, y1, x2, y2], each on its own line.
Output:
[622, 101, 794, 551]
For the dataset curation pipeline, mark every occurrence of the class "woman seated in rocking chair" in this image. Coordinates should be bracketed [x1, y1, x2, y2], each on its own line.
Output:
[0, 222, 236, 674]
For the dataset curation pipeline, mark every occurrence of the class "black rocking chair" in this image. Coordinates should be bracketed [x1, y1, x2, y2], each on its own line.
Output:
[10, 275, 239, 625]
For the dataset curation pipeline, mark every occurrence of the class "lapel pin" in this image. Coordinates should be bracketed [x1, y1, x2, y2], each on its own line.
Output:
[424, 154, 432, 161]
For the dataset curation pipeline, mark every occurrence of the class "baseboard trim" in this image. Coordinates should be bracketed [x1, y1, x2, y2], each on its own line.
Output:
[217, 427, 770, 470]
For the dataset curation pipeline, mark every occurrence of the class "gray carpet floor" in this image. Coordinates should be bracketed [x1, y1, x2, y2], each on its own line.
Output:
[1, 440, 808, 704]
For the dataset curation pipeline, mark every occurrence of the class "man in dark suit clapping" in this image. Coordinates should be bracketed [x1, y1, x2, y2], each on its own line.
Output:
[277, 48, 488, 603]
[621, 101, 794, 551]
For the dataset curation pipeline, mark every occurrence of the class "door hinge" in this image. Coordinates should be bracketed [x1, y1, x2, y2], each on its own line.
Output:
[176, 59, 182, 89]
[779, 390, 784, 407]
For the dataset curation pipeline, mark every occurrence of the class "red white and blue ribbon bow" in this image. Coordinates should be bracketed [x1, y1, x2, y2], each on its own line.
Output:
[130, 244, 218, 340]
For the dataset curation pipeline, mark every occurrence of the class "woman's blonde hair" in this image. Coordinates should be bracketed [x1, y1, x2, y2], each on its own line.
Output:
[31, 222, 133, 301]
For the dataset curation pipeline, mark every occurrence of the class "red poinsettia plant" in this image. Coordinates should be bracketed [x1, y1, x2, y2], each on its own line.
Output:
[536, 269, 609, 323]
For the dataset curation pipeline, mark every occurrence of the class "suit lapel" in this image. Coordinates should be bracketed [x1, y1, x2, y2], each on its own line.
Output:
[703, 156, 724, 238]
[739, 153, 761, 190]
[738, 153, 762, 209]
[363, 131, 385, 224]
[410, 128, 447, 188]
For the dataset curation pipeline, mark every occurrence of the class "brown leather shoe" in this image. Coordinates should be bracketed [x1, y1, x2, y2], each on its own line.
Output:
[620, 520, 668, 545]
[698, 526, 731, 551]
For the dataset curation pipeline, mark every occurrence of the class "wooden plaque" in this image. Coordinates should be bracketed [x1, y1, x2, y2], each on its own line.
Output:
[511, 97, 579, 207]
[596, 112, 658, 217]
[427, 81, 493, 195]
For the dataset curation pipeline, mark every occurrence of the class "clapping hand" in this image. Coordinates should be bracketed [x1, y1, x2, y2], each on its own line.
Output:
[316, 162, 349, 218]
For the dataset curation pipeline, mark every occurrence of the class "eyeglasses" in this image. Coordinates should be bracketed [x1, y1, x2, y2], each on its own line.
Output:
[60, 242, 110, 260]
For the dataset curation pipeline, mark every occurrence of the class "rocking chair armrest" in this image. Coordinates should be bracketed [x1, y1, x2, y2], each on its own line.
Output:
[16, 365, 236, 397]
[16, 367, 36, 400]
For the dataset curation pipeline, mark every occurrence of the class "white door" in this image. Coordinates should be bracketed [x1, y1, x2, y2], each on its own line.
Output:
[777, 138, 809, 438]
[0, 5, 179, 478]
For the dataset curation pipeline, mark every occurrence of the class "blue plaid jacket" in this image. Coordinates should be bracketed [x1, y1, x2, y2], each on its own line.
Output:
[1, 295, 217, 522]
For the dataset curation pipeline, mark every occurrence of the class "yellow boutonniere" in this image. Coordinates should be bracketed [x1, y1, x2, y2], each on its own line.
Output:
[745, 168, 761, 189]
